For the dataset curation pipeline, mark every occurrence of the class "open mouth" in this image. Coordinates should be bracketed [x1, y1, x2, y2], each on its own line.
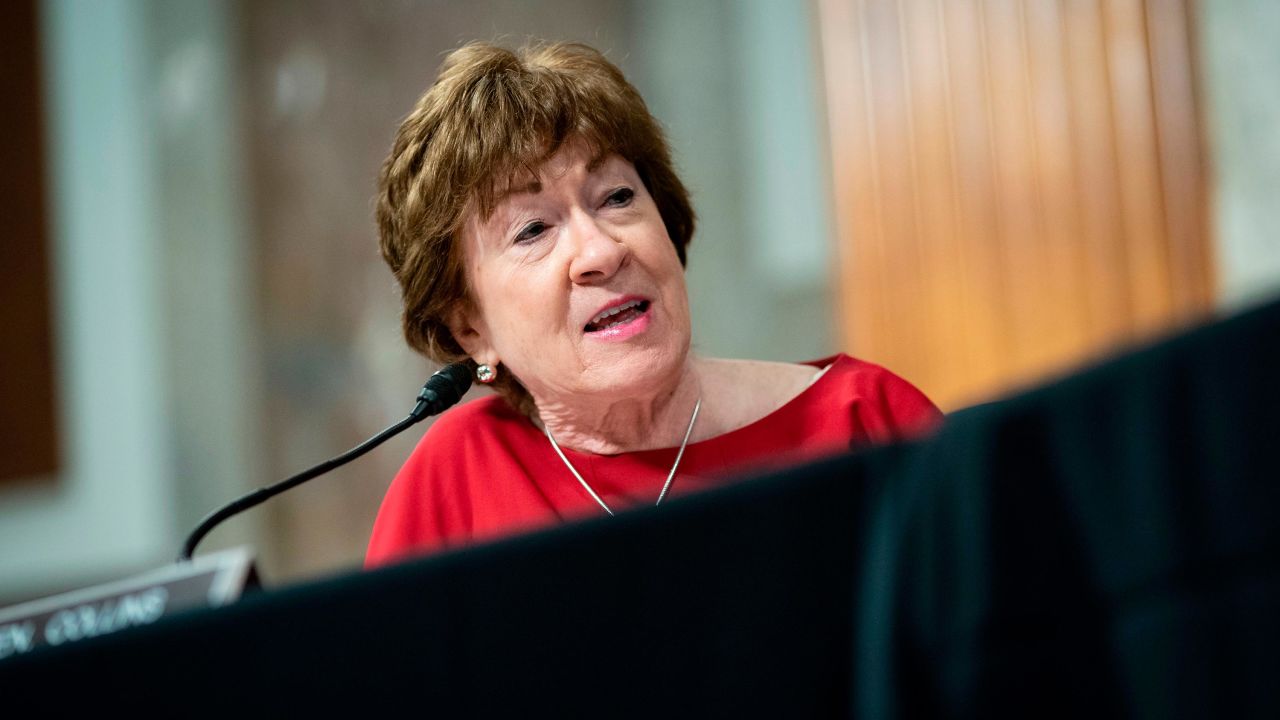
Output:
[584, 299, 651, 333]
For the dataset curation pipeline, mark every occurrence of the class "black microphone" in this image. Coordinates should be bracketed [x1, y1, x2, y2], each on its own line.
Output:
[178, 363, 473, 561]
[409, 362, 472, 419]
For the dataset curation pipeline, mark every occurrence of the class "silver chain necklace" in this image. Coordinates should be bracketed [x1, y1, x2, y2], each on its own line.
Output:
[544, 398, 702, 516]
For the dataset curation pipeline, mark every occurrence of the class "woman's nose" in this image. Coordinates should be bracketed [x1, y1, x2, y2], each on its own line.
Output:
[567, 214, 628, 284]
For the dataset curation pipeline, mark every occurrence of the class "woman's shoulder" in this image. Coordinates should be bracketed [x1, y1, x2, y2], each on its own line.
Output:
[434, 391, 523, 426]
[818, 353, 944, 439]
[418, 392, 533, 449]
[819, 353, 931, 400]
[693, 357, 828, 440]
[696, 353, 941, 443]
[697, 357, 818, 394]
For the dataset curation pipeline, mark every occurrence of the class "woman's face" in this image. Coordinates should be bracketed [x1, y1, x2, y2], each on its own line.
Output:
[451, 141, 692, 406]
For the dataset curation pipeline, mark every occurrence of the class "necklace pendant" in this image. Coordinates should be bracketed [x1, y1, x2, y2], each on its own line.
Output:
[545, 398, 702, 516]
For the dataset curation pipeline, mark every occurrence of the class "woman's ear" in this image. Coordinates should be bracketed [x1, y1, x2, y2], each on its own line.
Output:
[446, 304, 498, 367]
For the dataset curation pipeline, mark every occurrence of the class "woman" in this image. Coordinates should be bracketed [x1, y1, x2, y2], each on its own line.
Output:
[366, 42, 941, 566]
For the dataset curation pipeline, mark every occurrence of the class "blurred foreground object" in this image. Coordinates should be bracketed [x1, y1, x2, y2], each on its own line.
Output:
[2, 295, 1278, 716]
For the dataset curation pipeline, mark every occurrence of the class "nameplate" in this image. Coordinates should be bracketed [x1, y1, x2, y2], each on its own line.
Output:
[0, 546, 258, 661]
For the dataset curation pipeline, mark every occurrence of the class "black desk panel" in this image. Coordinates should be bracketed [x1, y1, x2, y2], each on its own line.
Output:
[4, 298, 1279, 718]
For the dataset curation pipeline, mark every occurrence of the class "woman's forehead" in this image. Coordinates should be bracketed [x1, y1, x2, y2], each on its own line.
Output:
[488, 145, 630, 210]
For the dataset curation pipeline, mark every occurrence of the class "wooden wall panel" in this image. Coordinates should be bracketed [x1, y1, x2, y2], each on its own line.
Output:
[818, 0, 1213, 409]
[1146, 0, 1213, 313]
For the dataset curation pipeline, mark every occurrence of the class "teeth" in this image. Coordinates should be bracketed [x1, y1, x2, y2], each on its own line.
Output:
[589, 299, 642, 326]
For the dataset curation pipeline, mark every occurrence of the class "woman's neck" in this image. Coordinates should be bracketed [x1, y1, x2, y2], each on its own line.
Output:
[533, 358, 704, 455]
[531, 356, 823, 455]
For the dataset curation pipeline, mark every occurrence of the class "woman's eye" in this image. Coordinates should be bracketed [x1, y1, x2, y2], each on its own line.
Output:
[514, 221, 547, 245]
[604, 187, 634, 207]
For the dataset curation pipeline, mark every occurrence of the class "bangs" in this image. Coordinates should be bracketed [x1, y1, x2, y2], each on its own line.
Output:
[429, 44, 649, 222]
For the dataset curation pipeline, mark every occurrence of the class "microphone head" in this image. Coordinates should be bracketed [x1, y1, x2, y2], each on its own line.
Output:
[412, 362, 473, 419]
[431, 362, 473, 396]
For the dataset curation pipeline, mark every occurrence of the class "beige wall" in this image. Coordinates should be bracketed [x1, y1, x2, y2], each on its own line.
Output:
[1199, 0, 1280, 310]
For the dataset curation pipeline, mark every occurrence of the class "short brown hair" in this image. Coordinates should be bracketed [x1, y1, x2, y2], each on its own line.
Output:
[376, 41, 695, 413]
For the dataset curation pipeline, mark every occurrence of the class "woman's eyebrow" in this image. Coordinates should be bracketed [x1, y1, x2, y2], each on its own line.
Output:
[495, 179, 542, 205]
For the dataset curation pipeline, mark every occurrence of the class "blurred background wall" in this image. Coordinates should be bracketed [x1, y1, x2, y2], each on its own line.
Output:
[1, 0, 1277, 602]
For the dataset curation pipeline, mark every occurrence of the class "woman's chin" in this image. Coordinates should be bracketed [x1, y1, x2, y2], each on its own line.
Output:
[574, 346, 689, 398]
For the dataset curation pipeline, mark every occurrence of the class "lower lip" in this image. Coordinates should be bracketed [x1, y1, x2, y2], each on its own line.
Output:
[585, 305, 652, 341]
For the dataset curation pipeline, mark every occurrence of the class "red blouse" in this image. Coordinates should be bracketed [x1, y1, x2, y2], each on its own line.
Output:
[366, 354, 941, 567]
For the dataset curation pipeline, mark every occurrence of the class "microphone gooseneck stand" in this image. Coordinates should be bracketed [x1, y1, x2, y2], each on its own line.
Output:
[178, 363, 472, 561]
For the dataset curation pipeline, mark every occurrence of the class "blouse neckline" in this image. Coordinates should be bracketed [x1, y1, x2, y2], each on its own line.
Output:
[549, 354, 847, 461]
